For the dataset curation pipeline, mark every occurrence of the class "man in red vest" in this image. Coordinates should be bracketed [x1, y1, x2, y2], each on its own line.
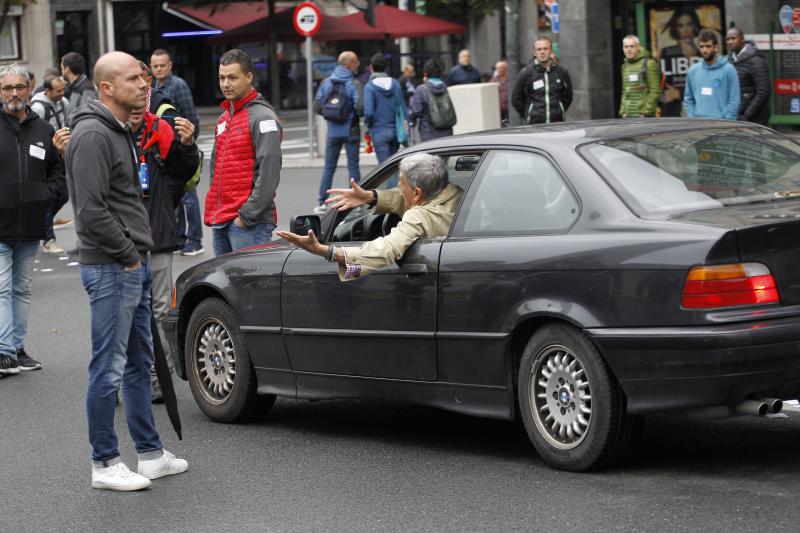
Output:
[204, 49, 283, 256]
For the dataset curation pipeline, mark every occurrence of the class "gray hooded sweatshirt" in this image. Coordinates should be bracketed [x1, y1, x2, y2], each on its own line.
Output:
[65, 100, 153, 266]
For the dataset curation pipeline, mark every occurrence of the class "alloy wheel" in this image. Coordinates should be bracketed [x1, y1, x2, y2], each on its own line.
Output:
[193, 318, 237, 405]
[528, 344, 592, 450]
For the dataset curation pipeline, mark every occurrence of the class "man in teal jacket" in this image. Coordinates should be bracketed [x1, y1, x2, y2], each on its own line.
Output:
[684, 29, 740, 120]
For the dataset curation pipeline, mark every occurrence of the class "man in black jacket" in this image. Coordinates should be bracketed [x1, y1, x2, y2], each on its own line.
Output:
[130, 92, 199, 402]
[726, 28, 771, 126]
[0, 64, 65, 375]
[511, 37, 573, 124]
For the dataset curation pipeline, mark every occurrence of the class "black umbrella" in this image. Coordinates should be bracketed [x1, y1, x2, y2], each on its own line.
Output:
[151, 314, 183, 440]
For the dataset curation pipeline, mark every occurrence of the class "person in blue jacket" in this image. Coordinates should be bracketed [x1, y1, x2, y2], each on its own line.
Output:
[314, 51, 363, 215]
[364, 53, 406, 167]
[684, 29, 740, 120]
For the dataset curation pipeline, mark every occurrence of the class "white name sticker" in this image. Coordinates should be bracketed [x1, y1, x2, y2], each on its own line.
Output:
[532, 79, 545, 90]
[259, 119, 278, 133]
[29, 144, 46, 160]
[216, 122, 226, 136]
[701, 87, 713, 96]
[629, 73, 639, 82]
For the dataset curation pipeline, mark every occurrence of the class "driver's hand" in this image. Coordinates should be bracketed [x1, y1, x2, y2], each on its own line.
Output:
[275, 229, 327, 257]
[326, 178, 372, 211]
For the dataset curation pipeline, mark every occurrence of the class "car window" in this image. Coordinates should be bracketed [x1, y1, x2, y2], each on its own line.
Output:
[453, 150, 579, 236]
[579, 127, 800, 217]
[331, 151, 484, 242]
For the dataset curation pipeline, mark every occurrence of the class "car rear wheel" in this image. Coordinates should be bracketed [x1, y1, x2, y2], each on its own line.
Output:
[185, 298, 275, 423]
[518, 323, 638, 471]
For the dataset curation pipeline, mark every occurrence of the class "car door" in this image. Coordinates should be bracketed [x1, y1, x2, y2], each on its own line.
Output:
[281, 152, 483, 382]
[437, 149, 581, 388]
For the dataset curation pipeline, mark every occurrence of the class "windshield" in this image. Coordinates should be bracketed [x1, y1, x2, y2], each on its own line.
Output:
[579, 127, 800, 217]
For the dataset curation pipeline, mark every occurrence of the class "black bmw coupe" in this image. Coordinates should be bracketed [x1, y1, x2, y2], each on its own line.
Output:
[163, 119, 800, 471]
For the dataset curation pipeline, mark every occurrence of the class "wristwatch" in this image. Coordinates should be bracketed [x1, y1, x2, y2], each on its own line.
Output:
[367, 189, 378, 208]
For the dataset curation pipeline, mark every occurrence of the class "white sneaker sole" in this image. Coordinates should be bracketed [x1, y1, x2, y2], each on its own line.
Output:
[0, 368, 20, 375]
[91, 478, 152, 491]
[19, 364, 42, 371]
[138, 463, 188, 480]
[181, 249, 204, 256]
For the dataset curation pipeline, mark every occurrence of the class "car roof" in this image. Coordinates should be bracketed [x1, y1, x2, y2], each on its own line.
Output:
[415, 118, 764, 152]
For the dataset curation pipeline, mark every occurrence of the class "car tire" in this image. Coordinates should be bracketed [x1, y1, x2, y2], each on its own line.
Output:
[185, 298, 276, 423]
[518, 323, 636, 471]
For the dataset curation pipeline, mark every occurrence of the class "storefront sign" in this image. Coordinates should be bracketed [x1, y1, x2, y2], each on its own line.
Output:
[747, 34, 800, 51]
[775, 79, 800, 95]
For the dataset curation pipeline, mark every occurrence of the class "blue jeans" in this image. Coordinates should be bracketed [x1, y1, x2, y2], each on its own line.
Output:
[0, 240, 38, 358]
[318, 135, 360, 204]
[212, 220, 275, 257]
[175, 190, 203, 248]
[44, 185, 70, 242]
[80, 258, 163, 463]
[371, 128, 399, 165]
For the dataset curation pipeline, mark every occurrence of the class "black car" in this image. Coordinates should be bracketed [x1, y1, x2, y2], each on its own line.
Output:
[163, 119, 800, 471]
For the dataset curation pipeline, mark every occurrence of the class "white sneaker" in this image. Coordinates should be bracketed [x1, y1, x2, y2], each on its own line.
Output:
[91, 462, 152, 491]
[42, 239, 65, 254]
[137, 449, 188, 480]
[313, 203, 329, 215]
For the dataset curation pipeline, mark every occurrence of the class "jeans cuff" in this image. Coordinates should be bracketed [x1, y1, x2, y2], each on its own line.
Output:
[92, 456, 122, 469]
[137, 449, 164, 461]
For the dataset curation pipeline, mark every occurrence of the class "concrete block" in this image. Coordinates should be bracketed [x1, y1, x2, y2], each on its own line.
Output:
[448, 82, 502, 134]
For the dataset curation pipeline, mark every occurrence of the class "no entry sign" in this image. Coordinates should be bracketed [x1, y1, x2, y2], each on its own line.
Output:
[293, 2, 322, 37]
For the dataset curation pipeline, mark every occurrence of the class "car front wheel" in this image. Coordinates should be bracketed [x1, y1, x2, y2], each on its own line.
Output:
[518, 323, 638, 471]
[185, 297, 275, 423]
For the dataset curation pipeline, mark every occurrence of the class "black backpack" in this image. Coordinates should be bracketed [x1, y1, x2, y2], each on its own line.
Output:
[427, 86, 457, 129]
[321, 80, 353, 123]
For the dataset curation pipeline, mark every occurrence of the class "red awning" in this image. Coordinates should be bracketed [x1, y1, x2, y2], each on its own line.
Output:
[340, 5, 466, 38]
[166, 2, 268, 32]
[217, 9, 385, 43]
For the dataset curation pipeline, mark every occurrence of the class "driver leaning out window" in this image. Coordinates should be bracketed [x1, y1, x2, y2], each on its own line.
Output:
[276, 152, 462, 280]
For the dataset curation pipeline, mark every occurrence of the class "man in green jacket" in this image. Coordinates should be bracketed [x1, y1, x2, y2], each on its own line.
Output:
[619, 35, 661, 118]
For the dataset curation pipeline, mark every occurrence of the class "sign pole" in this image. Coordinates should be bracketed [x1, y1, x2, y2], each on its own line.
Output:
[306, 36, 314, 160]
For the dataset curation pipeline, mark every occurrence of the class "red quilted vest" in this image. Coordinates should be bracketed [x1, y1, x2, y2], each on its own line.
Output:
[205, 89, 258, 225]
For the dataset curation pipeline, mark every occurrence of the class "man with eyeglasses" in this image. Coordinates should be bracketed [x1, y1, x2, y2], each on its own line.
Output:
[0, 64, 65, 376]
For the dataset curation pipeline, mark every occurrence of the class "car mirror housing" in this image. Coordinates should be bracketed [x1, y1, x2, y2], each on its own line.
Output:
[290, 215, 321, 237]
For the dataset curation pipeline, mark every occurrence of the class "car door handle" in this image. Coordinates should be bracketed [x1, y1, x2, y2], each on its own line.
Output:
[400, 263, 428, 275]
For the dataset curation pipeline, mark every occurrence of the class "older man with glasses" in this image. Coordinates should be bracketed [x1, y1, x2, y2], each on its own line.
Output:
[0, 64, 65, 375]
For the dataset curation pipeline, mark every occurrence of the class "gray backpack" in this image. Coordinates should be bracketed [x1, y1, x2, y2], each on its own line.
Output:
[427, 86, 457, 129]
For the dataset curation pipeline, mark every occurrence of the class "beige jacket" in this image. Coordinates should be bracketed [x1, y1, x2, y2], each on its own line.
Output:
[339, 182, 463, 281]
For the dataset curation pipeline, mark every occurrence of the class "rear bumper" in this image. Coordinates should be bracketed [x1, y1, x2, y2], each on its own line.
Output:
[586, 316, 800, 414]
[161, 312, 186, 380]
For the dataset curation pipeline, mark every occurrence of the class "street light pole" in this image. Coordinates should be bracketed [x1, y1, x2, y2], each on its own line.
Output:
[504, 0, 520, 126]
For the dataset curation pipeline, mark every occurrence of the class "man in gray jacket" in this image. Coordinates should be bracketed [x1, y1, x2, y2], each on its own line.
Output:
[66, 51, 188, 492]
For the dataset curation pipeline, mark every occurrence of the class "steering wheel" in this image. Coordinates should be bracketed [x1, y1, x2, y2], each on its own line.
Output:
[381, 213, 401, 237]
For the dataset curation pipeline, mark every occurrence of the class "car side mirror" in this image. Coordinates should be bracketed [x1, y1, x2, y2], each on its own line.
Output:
[454, 155, 480, 172]
[290, 215, 321, 237]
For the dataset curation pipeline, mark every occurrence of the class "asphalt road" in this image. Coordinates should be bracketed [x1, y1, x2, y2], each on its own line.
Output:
[3, 165, 800, 532]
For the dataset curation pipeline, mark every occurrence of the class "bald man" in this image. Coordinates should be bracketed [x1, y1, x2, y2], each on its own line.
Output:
[65, 51, 188, 491]
[313, 50, 363, 214]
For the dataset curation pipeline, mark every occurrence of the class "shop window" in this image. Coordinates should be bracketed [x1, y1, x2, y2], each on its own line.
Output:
[0, 16, 20, 60]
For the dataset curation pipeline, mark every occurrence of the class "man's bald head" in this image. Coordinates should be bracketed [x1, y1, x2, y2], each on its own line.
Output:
[338, 51, 359, 73]
[92, 51, 149, 121]
[93, 51, 138, 86]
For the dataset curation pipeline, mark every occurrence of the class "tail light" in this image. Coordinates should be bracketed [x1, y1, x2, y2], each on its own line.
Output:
[681, 263, 779, 309]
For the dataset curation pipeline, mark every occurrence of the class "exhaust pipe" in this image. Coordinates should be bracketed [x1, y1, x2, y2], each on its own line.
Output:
[762, 397, 783, 414]
[734, 399, 768, 417]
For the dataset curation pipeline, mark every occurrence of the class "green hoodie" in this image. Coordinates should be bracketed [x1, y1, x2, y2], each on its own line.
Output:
[619, 48, 660, 118]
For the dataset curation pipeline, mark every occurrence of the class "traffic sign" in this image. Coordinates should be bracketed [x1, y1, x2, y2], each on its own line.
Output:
[293, 2, 322, 37]
[780, 5, 793, 34]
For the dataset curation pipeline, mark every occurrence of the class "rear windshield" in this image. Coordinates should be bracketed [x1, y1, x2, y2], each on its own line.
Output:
[579, 127, 800, 217]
